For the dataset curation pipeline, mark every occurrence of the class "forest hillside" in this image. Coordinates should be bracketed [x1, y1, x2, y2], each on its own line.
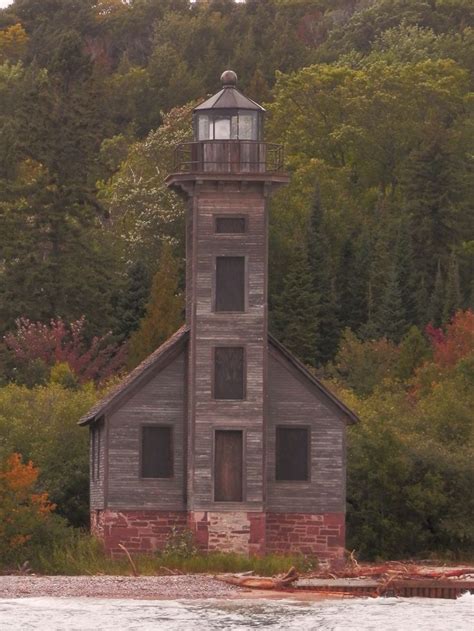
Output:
[0, 0, 472, 564]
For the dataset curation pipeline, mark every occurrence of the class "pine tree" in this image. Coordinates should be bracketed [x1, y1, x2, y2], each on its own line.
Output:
[115, 262, 151, 341]
[338, 231, 371, 334]
[443, 250, 462, 323]
[127, 245, 184, 368]
[373, 264, 407, 343]
[396, 325, 430, 380]
[271, 246, 319, 367]
[395, 217, 418, 325]
[429, 259, 444, 327]
[307, 185, 340, 365]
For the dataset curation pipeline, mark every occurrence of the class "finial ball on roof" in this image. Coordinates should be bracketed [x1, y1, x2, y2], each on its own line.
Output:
[221, 70, 237, 87]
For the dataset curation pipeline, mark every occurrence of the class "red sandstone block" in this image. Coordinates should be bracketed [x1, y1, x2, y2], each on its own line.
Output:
[319, 528, 340, 536]
[306, 526, 320, 535]
[323, 513, 344, 525]
[328, 536, 344, 546]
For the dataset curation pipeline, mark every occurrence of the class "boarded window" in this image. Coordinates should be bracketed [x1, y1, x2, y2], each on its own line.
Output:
[214, 430, 243, 501]
[215, 216, 246, 234]
[141, 426, 173, 478]
[215, 256, 245, 311]
[214, 347, 245, 399]
[91, 423, 101, 481]
[276, 427, 309, 481]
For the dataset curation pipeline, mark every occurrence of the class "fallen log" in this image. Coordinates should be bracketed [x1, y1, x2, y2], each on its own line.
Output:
[216, 566, 299, 590]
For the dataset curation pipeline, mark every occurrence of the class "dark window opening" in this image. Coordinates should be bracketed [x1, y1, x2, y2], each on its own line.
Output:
[276, 427, 309, 481]
[214, 347, 245, 400]
[91, 422, 101, 481]
[215, 256, 245, 311]
[141, 426, 173, 478]
[215, 216, 246, 234]
[214, 430, 243, 501]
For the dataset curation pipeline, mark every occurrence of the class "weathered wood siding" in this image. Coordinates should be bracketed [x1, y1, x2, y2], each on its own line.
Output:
[106, 351, 187, 510]
[266, 347, 346, 513]
[186, 181, 268, 512]
[90, 418, 105, 510]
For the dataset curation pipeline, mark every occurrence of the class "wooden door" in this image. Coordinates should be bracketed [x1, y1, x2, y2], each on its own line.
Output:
[214, 430, 243, 501]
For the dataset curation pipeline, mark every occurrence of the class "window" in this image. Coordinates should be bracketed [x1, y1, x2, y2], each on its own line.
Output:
[215, 256, 245, 312]
[141, 426, 173, 478]
[214, 347, 245, 400]
[215, 216, 247, 234]
[91, 422, 102, 481]
[214, 430, 243, 501]
[276, 427, 309, 481]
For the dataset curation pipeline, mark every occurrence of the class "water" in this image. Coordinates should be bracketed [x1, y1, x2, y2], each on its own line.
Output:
[0, 593, 472, 630]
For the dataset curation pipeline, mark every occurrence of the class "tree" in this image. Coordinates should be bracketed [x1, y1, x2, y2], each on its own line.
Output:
[396, 325, 430, 381]
[271, 245, 319, 367]
[443, 250, 462, 322]
[0, 381, 98, 527]
[0, 453, 56, 564]
[4, 316, 126, 385]
[127, 244, 184, 368]
[307, 184, 340, 364]
[373, 264, 407, 343]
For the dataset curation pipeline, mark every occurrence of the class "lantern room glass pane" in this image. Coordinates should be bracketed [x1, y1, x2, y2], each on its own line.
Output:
[198, 114, 211, 140]
[214, 116, 231, 139]
[239, 112, 258, 140]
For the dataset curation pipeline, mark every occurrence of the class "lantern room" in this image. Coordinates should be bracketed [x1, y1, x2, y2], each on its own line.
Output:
[173, 70, 284, 175]
[193, 70, 264, 141]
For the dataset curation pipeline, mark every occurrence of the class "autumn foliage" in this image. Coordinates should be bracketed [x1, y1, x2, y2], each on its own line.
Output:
[4, 316, 126, 384]
[425, 310, 474, 368]
[0, 453, 55, 561]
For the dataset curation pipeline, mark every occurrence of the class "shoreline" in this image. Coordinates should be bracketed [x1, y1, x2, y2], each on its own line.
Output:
[0, 575, 344, 602]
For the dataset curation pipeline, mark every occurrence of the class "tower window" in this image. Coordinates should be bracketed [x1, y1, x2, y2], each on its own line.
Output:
[214, 347, 245, 400]
[276, 427, 309, 481]
[215, 216, 247, 234]
[141, 426, 173, 478]
[215, 256, 245, 311]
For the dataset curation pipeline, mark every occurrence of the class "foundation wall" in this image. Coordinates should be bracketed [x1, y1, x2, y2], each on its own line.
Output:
[92, 510, 345, 560]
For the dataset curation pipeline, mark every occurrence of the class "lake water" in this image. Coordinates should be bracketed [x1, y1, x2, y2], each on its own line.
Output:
[0, 593, 472, 630]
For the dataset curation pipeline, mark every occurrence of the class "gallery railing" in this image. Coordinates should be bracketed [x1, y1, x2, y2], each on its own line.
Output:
[173, 140, 285, 174]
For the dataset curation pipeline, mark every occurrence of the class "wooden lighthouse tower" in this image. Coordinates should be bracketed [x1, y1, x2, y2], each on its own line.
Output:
[81, 72, 357, 559]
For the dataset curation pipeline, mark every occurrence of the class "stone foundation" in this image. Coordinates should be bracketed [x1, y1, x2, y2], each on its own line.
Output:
[91, 510, 187, 556]
[266, 512, 345, 559]
[188, 511, 266, 555]
[92, 510, 344, 559]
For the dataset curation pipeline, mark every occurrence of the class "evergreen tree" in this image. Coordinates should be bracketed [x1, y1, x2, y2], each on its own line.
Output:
[395, 217, 418, 325]
[373, 264, 407, 343]
[271, 246, 319, 367]
[338, 231, 371, 335]
[127, 245, 184, 369]
[114, 261, 152, 341]
[429, 260, 444, 327]
[396, 325, 430, 381]
[307, 185, 340, 365]
[443, 250, 462, 323]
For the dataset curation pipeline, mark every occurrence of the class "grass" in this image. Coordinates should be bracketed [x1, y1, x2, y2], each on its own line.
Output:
[10, 531, 316, 576]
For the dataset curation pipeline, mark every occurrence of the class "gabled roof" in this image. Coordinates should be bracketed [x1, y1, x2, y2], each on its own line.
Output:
[79, 327, 358, 426]
[78, 325, 189, 426]
[194, 86, 265, 112]
[268, 334, 359, 425]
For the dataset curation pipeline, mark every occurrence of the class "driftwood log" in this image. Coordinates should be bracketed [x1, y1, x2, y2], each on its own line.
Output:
[216, 566, 299, 590]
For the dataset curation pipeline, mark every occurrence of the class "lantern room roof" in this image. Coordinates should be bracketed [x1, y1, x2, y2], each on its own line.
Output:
[194, 70, 265, 112]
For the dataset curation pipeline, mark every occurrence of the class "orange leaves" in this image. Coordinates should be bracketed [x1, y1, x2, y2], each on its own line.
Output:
[2, 453, 39, 492]
[0, 453, 56, 557]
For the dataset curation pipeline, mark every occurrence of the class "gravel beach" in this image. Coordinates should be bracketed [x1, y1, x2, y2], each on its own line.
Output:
[0, 575, 240, 600]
